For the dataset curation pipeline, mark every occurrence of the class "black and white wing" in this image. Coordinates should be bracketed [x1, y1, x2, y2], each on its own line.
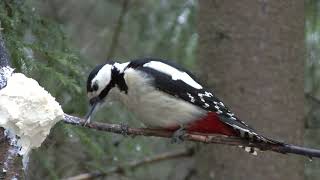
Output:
[127, 58, 278, 143]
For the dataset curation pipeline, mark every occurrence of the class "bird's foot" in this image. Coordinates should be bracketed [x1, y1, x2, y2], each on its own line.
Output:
[120, 122, 129, 136]
[171, 127, 186, 144]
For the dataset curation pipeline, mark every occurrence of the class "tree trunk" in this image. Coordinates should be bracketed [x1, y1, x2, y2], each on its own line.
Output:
[195, 1, 304, 180]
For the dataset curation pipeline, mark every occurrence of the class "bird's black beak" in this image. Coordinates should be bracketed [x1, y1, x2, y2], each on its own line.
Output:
[84, 97, 100, 125]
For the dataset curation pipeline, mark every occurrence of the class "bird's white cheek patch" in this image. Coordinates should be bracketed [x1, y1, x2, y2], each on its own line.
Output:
[143, 61, 203, 89]
[92, 64, 113, 94]
[0, 73, 64, 160]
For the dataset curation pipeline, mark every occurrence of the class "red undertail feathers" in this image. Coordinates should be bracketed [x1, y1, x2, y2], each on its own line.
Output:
[186, 112, 237, 136]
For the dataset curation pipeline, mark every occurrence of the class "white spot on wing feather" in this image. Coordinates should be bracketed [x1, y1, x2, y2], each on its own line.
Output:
[203, 103, 210, 108]
[143, 61, 203, 89]
[197, 93, 205, 102]
[187, 93, 195, 103]
[204, 91, 213, 97]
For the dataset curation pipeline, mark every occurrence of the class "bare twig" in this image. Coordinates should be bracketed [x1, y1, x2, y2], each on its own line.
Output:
[106, 0, 130, 60]
[65, 148, 194, 180]
[63, 114, 320, 158]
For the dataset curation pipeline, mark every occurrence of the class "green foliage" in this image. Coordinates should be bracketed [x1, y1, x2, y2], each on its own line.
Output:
[1, 0, 198, 179]
[122, 0, 198, 68]
[0, 0, 88, 114]
[0, 1, 92, 178]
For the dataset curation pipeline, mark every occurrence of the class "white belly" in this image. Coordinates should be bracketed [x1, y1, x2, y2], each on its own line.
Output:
[108, 69, 206, 128]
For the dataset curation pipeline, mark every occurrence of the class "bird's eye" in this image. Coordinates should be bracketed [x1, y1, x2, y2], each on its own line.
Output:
[92, 83, 99, 91]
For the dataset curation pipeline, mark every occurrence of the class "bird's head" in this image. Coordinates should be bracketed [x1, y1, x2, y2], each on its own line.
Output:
[85, 62, 129, 122]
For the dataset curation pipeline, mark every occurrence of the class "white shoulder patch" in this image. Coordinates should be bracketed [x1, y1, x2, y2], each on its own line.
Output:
[114, 62, 130, 73]
[143, 61, 203, 89]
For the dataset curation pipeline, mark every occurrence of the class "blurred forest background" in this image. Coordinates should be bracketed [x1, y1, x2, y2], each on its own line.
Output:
[0, 0, 315, 179]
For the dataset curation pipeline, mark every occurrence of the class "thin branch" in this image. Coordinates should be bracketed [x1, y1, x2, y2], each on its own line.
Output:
[64, 148, 194, 180]
[106, 0, 130, 60]
[63, 114, 320, 158]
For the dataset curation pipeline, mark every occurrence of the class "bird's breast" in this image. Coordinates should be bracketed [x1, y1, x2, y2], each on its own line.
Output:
[117, 69, 206, 128]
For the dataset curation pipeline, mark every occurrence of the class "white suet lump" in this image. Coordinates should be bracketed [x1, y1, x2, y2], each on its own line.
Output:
[0, 73, 64, 156]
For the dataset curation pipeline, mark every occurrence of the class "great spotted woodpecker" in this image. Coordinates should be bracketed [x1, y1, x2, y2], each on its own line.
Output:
[85, 58, 284, 154]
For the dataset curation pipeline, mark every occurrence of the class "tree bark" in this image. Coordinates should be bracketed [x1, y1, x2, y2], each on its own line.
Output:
[196, 1, 304, 180]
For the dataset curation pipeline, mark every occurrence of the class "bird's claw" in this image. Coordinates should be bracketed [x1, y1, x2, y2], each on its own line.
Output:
[120, 122, 129, 136]
[171, 127, 186, 144]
